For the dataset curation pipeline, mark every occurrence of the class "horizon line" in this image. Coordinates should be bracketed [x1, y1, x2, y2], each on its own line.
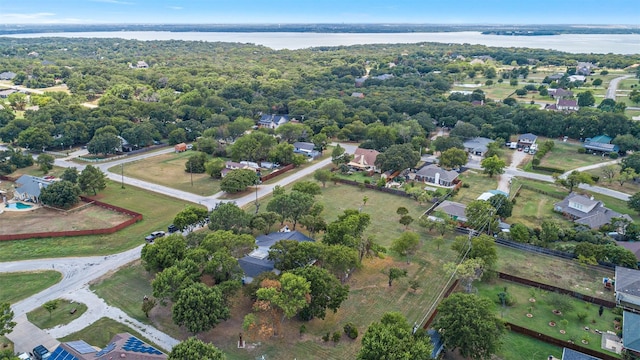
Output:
[1, 23, 639, 27]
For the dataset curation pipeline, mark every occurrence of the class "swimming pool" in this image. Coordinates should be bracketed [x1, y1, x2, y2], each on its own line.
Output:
[5, 202, 33, 210]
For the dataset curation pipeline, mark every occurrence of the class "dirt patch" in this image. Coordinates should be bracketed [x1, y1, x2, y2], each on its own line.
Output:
[0, 204, 132, 235]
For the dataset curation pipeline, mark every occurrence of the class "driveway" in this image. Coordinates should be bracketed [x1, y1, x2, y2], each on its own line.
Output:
[606, 75, 634, 100]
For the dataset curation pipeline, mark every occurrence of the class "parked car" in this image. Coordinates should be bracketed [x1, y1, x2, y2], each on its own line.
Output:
[17, 353, 32, 360]
[144, 231, 165, 242]
[167, 224, 179, 233]
[32, 345, 50, 360]
[523, 146, 530, 153]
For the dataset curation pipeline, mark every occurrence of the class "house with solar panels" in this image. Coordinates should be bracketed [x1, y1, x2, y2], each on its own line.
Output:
[48, 333, 166, 360]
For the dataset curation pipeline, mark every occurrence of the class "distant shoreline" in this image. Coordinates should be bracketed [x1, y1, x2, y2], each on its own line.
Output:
[1, 24, 639, 36]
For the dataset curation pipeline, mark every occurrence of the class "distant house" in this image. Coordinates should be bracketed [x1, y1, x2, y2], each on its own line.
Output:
[0, 71, 16, 80]
[351, 92, 365, 98]
[348, 148, 380, 173]
[517, 133, 537, 148]
[547, 73, 565, 81]
[373, 74, 394, 81]
[174, 142, 187, 153]
[584, 135, 619, 154]
[568, 75, 586, 83]
[258, 114, 289, 129]
[13, 175, 53, 203]
[49, 333, 166, 360]
[477, 189, 509, 201]
[0, 89, 17, 98]
[561, 348, 601, 360]
[576, 62, 597, 76]
[221, 161, 258, 177]
[463, 137, 494, 157]
[136, 61, 149, 69]
[238, 230, 314, 283]
[548, 88, 573, 99]
[355, 76, 368, 87]
[293, 142, 319, 157]
[554, 192, 631, 229]
[556, 99, 579, 111]
[433, 200, 467, 223]
[415, 164, 459, 187]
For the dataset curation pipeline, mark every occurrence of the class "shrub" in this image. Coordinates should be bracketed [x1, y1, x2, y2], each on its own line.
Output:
[376, 178, 386, 188]
[344, 322, 359, 339]
[614, 316, 622, 322]
[610, 152, 619, 159]
[577, 312, 588, 322]
[462, 182, 470, 188]
[322, 332, 330, 342]
[332, 331, 342, 343]
[578, 148, 586, 154]
[363, 179, 371, 185]
[532, 158, 541, 166]
[299, 324, 307, 336]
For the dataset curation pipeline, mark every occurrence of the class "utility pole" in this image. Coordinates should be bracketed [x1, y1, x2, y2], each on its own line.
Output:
[190, 160, 193, 186]
[121, 163, 124, 189]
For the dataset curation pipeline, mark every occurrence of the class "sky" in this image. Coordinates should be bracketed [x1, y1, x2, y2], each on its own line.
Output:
[1, 0, 639, 25]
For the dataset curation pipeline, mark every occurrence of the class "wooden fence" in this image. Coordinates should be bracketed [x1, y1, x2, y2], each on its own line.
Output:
[0, 196, 143, 241]
[498, 272, 616, 308]
[260, 163, 295, 182]
[333, 178, 413, 198]
[507, 322, 619, 360]
[422, 279, 460, 329]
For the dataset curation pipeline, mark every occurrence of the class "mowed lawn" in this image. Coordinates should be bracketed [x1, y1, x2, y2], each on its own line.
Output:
[108, 151, 220, 196]
[59, 317, 167, 352]
[0, 180, 196, 261]
[454, 170, 499, 205]
[27, 299, 87, 329]
[538, 140, 612, 171]
[510, 188, 567, 228]
[497, 331, 563, 360]
[0, 271, 62, 304]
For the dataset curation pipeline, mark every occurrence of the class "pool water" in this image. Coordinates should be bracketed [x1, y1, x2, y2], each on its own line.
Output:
[5, 202, 33, 210]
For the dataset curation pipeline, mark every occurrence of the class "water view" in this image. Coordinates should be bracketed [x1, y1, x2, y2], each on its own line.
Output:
[4, 31, 640, 54]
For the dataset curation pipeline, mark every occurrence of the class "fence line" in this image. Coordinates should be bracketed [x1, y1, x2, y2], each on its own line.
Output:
[507, 322, 619, 360]
[498, 272, 616, 308]
[260, 163, 295, 182]
[421, 279, 460, 330]
[0, 196, 142, 241]
[518, 183, 565, 200]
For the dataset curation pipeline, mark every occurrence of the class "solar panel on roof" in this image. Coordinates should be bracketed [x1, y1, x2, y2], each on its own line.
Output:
[94, 342, 116, 357]
[49, 347, 80, 360]
[67, 340, 95, 354]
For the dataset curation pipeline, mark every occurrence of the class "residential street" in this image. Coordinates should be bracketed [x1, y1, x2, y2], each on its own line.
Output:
[606, 75, 634, 100]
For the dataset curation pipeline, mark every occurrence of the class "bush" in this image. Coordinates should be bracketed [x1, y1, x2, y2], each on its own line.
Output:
[577, 312, 588, 322]
[343, 322, 359, 339]
[462, 182, 470, 188]
[322, 332, 330, 342]
[332, 331, 342, 343]
[610, 152, 619, 159]
[299, 324, 307, 336]
[363, 179, 371, 185]
[532, 158, 541, 166]
[578, 148, 587, 154]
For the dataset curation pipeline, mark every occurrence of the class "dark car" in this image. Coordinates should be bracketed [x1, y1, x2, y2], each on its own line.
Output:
[32, 345, 50, 360]
[144, 231, 165, 243]
[168, 224, 179, 233]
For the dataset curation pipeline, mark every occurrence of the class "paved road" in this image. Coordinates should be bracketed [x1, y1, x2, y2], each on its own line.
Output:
[606, 75, 634, 100]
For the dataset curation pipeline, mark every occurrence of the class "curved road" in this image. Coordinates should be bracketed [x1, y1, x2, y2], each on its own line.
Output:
[606, 75, 634, 100]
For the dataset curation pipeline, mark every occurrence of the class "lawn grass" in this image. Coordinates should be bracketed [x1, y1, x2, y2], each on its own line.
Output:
[510, 187, 568, 228]
[476, 279, 620, 357]
[58, 317, 167, 352]
[0, 271, 62, 304]
[497, 331, 563, 360]
[0, 336, 13, 354]
[108, 151, 220, 196]
[584, 167, 639, 195]
[496, 245, 615, 302]
[538, 140, 612, 171]
[453, 170, 499, 205]
[27, 299, 87, 330]
[0, 180, 196, 262]
[90, 260, 186, 338]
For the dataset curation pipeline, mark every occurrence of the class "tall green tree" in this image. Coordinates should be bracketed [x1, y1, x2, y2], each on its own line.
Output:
[291, 266, 349, 321]
[375, 143, 420, 173]
[256, 272, 311, 320]
[172, 283, 230, 335]
[60, 167, 79, 183]
[481, 155, 506, 177]
[152, 265, 195, 305]
[141, 234, 187, 272]
[313, 169, 332, 188]
[169, 337, 226, 360]
[39, 180, 80, 209]
[220, 169, 258, 193]
[439, 148, 468, 170]
[0, 302, 16, 336]
[266, 191, 315, 230]
[556, 171, 594, 192]
[435, 293, 504, 360]
[387, 267, 408, 287]
[390, 232, 420, 264]
[36, 154, 55, 173]
[629, 192, 640, 214]
[42, 299, 59, 319]
[465, 200, 499, 233]
[208, 202, 250, 233]
[577, 91, 596, 107]
[78, 165, 107, 195]
[200, 230, 256, 258]
[87, 132, 120, 155]
[357, 312, 432, 360]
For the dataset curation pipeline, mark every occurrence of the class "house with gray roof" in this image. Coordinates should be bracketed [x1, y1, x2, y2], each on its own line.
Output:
[517, 133, 538, 147]
[463, 137, 494, 157]
[415, 164, 459, 187]
[623, 311, 640, 355]
[576, 62, 597, 76]
[0, 89, 17, 98]
[293, 142, 319, 157]
[433, 200, 467, 223]
[557, 99, 579, 111]
[0, 72, 16, 80]
[554, 192, 631, 229]
[549, 88, 573, 99]
[258, 114, 289, 129]
[238, 230, 314, 283]
[615, 266, 640, 312]
[14, 175, 53, 203]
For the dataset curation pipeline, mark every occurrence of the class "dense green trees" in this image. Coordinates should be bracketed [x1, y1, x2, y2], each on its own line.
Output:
[172, 282, 230, 335]
[358, 312, 432, 360]
[375, 143, 420, 173]
[39, 180, 80, 209]
[439, 148, 468, 170]
[169, 338, 225, 360]
[0, 302, 16, 336]
[220, 169, 258, 193]
[78, 165, 107, 195]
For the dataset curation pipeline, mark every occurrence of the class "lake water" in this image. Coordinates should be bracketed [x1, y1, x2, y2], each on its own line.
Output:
[3, 31, 640, 54]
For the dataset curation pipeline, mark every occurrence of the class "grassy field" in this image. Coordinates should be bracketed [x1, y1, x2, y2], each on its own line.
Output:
[58, 317, 167, 352]
[496, 245, 615, 302]
[0, 180, 196, 261]
[537, 140, 612, 171]
[510, 187, 567, 228]
[27, 299, 87, 329]
[584, 167, 639, 195]
[453, 170, 499, 205]
[0, 271, 62, 304]
[497, 331, 563, 360]
[476, 279, 620, 357]
[108, 151, 221, 196]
